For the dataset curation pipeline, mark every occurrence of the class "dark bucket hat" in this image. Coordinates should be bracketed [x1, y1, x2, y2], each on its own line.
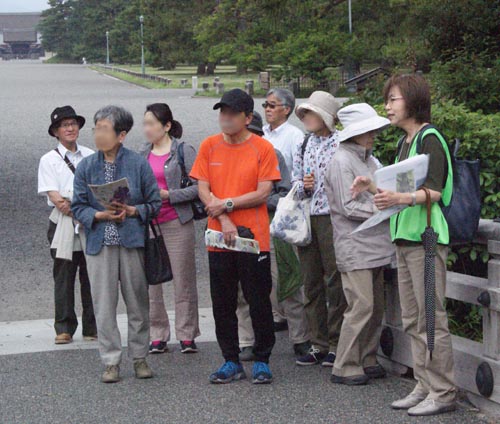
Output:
[48, 105, 86, 137]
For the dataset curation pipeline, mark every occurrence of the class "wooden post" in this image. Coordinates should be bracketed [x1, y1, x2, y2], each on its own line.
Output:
[484, 240, 500, 360]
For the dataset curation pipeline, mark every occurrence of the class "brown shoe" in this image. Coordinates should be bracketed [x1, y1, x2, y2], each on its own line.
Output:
[55, 333, 72, 344]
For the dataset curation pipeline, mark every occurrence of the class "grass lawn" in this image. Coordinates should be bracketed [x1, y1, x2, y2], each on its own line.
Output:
[90, 64, 268, 97]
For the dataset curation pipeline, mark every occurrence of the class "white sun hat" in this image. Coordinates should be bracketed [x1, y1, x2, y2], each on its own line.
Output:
[336, 103, 390, 143]
[295, 91, 341, 132]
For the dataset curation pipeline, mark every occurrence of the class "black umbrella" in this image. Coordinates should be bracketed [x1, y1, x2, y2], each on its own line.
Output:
[421, 188, 439, 360]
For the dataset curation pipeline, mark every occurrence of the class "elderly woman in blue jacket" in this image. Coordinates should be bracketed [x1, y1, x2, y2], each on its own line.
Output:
[72, 105, 161, 384]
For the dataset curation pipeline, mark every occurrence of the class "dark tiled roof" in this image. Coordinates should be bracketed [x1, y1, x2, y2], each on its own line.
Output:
[0, 12, 41, 31]
[3, 29, 37, 42]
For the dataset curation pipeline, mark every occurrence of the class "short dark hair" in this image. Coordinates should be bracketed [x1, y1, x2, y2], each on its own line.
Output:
[383, 74, 431, 123]
[145, 103, 183, 139]
[94, 105, 134, 135]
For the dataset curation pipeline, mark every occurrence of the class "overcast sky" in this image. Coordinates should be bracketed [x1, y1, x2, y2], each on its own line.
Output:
[0, 0, 49, 13]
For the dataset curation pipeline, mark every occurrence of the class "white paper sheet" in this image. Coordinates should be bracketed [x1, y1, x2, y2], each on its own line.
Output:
[351, 155, 429, 234]
[205, 229, 260, 254]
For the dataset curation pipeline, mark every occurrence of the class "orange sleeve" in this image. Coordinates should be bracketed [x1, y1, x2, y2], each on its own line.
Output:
[258, 141, 281, 182]
[189, 138, 210, 181]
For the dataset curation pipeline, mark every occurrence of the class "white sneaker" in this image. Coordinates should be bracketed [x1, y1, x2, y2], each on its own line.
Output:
[407, 398, 456, 416]
[391, 392, 427, 410]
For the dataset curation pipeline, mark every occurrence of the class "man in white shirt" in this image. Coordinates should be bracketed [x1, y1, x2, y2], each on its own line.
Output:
[38, 106, 96, 345]
[263, 88, 304, 172]
[261, 89, 311, 358]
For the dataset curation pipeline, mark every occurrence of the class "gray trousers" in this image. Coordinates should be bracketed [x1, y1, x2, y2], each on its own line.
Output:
[85, 245, 150, 366]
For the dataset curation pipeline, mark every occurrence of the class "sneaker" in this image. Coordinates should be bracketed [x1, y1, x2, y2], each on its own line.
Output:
[321, 352, 336, 367]
[296, 346, 326, 366]
[180, 340, 198, 354]
[101, 365, 120, 383]
[239, 346, 256, 362]
[252, 361, 273, 384]
[55, 333, 72, 345]
[331, 373, 369, 386]
[391, 392, 428, 410]
[149, 340, 168, 354]
[83, 334, 98, 341]
[273, 320, 288, 332]
[364, 364, 386, 379]
[133, 359, 153, 379]
[209, 361, 247, 384]
[407, 398, 456, 416]
[293, 341, 311, 358]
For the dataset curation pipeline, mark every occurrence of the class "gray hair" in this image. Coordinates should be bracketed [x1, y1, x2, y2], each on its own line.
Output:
[266, 88, 296, 117]
[94, 105, 134, 134]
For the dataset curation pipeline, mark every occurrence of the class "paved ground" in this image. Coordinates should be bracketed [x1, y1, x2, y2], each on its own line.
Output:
[0, 61, 493, 423]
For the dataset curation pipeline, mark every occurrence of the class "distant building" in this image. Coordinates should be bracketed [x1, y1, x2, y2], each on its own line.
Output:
[0, 12, 43, 59]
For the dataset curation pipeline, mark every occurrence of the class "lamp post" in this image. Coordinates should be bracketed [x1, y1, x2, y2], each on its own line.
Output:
[348, 0, 352, 34]
[140, 15, 145, 76]
[105, 31, 109, 65]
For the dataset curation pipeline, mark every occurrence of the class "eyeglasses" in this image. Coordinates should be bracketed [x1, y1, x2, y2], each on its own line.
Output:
[92, 127, 115, 134]
[59, 121, 79, 129]
[386, 96, 404, 104]
[262, 102, 285, 110]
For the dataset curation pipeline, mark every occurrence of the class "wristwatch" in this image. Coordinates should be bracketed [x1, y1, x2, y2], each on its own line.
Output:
[225, 198, 235, 213]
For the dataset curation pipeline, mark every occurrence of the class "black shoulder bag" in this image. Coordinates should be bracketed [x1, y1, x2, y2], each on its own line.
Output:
[177, 142, 208, 220]
[144, 207, 173, 285]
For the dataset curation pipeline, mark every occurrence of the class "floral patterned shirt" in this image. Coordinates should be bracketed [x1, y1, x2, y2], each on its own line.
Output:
[291, 131, 340, 216]
[103, 161, 121, 246]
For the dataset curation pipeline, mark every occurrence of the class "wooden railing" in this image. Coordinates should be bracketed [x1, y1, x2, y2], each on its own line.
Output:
[379, 219, 500, 415]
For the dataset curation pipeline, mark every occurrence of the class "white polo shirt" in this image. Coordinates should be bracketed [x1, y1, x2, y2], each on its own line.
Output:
[263, 121, 304, 172]
[38, 142, 94, 207]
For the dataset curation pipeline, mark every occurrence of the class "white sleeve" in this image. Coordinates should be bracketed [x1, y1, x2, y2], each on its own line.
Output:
[37, 156, 59, 196]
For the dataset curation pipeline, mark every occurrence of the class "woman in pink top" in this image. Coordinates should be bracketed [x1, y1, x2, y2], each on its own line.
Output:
[141, 103, 201, 355]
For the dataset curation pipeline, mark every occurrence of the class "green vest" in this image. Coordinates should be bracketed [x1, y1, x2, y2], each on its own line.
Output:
[389, 127, 453, 245]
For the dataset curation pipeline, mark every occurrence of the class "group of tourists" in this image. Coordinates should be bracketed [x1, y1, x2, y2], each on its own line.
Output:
[37, 72, 457, 417]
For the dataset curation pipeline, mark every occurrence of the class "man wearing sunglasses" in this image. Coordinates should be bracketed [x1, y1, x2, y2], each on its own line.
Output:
[262, 89, 312, 360]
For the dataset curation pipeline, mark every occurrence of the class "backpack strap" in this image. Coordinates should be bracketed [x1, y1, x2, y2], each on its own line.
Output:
[414, 124, 437, 154]
[414, 125, 453, 208]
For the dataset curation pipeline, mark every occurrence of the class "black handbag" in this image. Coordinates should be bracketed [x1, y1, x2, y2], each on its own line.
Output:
[144, 208, 173, 285]
[177, 142, 208, 220]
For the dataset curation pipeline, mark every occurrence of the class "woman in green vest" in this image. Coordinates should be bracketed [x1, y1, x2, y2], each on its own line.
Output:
[351, 74, 456, 417]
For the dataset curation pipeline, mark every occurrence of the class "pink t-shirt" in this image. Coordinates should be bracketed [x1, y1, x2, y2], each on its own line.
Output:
[148, 152, 179, 223]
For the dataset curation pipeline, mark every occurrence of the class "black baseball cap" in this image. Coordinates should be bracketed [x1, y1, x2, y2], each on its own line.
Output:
[213, 88, 254, 115]
[247, 111, 264, 134]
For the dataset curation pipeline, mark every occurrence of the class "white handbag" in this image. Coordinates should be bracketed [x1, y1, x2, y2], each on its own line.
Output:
[270, 182, 312, 246]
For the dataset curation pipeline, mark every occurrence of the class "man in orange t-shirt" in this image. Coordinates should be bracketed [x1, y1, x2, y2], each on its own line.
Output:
[190, 89, 280, 385]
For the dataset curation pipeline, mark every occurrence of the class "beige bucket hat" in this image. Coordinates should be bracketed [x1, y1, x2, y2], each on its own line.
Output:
[295, 91, 341, 131]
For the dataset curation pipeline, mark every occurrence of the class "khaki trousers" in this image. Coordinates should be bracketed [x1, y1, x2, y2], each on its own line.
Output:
[397, 244, 456, 402]
[237, 239, 310, 347]
[85, 245, 150, 366]
[297, 215, 347, 353]
[333, 267, 384, 377]
[149, 219, 200, 342]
